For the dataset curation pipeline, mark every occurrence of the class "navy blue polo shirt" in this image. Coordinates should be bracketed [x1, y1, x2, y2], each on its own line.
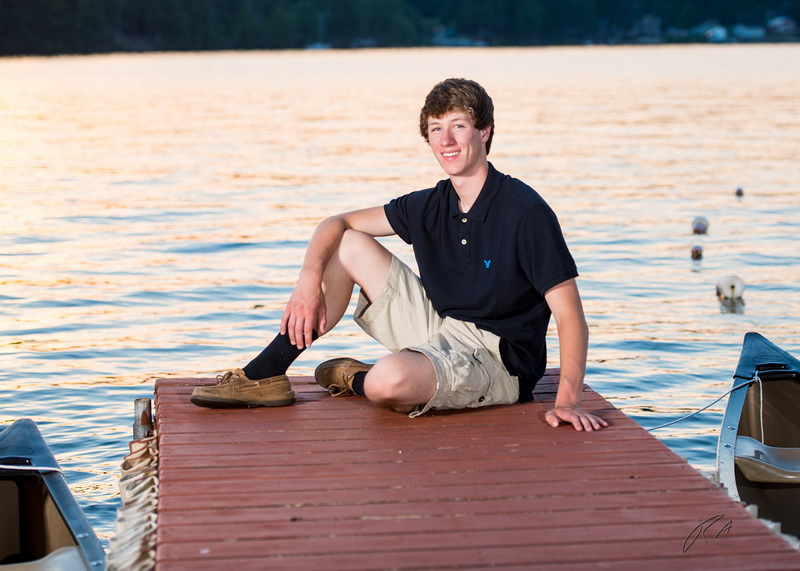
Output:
[384, 163, 578, 401]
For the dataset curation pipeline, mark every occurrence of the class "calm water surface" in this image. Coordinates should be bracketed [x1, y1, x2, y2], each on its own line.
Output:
[2, 45, 799, 546]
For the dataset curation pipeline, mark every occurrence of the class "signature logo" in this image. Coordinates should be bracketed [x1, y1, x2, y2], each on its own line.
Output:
[483, 259, 492, 269]
[683, 513, 733, 552]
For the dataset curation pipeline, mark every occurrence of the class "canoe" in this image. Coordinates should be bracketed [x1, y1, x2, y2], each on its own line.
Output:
[0, 418, 106, 570]
[716, 332, 800, 539]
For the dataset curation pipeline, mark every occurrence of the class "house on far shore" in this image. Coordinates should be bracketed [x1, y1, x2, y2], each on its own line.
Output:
[767, 16, 797, 36]
[690, 21, 729, 42]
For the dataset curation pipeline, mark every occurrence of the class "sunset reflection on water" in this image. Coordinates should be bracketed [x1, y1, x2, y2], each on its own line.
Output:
[1, 44, 799, 543]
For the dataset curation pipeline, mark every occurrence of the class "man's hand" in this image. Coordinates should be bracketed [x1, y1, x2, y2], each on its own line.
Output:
[281, 278, 327, 349]
[545, 404, 608, 432]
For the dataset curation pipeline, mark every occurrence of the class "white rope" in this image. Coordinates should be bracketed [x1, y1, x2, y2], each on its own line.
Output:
[0, 464, 62, 473]
[647, 378, 755, 431]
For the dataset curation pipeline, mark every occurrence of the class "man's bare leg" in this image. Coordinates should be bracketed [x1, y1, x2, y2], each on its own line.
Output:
[317, 229, 393, 327]
[325, 231, 437, 413]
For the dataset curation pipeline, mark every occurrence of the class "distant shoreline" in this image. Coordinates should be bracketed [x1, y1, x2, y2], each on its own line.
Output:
[2, 38, 798, 59]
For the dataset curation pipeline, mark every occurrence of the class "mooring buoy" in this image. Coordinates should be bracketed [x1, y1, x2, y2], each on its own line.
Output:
[716, 275, 745, 300]
[692, 216, 709, 234]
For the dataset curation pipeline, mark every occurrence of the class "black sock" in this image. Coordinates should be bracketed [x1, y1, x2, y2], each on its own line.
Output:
[352, 371, 368, 396]
[243, 331, 318, 380]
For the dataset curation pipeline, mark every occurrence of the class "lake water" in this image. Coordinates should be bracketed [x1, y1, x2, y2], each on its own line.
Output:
[1, 44, 799, 548]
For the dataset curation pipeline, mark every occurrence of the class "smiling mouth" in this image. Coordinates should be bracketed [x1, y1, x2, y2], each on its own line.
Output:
[442, 151, 459, 158]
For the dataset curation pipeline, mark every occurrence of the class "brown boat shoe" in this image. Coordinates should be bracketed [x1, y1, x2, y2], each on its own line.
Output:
[190, 368, 296, 408]
[314, 358, 373, 396]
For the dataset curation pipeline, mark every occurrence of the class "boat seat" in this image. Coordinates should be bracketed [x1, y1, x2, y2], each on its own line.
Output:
[734, 436, 800, 484]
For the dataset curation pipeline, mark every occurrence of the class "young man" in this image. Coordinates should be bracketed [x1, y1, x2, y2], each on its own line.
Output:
[191, 78, 607, 432]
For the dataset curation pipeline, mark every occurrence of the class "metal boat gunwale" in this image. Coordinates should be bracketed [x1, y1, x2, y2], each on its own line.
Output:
[0, 418, 106, 570]
[716, 331, 800, 540]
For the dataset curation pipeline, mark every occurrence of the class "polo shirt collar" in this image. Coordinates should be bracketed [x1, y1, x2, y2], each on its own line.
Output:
[447, 162, 503, 222]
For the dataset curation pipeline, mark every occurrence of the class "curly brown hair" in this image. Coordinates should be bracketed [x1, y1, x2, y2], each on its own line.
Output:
[419, 78, 495, 155]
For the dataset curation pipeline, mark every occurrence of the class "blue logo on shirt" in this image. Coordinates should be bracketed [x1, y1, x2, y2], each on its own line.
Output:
[483, 259, 492, 269]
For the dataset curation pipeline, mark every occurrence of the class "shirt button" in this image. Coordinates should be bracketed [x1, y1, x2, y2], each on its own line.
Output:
[461, 218, 468, 223]
[461, 239, 467, 245]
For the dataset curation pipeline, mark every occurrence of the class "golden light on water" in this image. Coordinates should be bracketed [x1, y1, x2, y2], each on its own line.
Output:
[2, 47, 799, 369]
[1, 47, 799, 539]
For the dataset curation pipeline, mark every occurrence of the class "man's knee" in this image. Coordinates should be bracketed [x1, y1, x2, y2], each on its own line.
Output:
[362, 359, 403, 403]
[363, 353, 435, 411]
[338, 229, 376, 263]
[337, 229, 392, 299]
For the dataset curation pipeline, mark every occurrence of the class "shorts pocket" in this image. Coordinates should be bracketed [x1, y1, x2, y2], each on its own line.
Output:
[467, 347, 498, 408]
[440, 347, 494, 410]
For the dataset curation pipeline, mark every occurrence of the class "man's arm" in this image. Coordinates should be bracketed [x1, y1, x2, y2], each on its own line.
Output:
[281, 206, 394, 348]
[543, 279, 608, 431]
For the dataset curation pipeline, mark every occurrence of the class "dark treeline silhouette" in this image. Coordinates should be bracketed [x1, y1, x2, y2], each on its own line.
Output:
[1, 0, 797, 56]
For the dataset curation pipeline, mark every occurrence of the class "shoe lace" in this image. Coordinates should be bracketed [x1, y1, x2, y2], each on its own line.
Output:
[215, 370, 246, 387]
[327, 385, 353, 397]
[327, 372, 355, 397]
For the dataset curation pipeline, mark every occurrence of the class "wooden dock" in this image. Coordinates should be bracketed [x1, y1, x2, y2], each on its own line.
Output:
[152, 371, 800, 570]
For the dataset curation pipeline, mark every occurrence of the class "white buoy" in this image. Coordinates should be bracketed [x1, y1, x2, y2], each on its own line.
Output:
[692, 216, 709, 234]
[716, 275, 745, 300]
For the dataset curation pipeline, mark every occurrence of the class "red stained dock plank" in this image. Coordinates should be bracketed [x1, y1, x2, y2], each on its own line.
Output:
[153, 371, 800, 569]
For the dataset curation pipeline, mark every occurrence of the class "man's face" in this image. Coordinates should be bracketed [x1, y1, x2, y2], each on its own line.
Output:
[426, 111, 490, 179]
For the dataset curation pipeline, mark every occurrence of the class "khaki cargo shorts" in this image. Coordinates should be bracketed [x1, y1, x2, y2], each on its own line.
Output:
[354, 255, 520, 417]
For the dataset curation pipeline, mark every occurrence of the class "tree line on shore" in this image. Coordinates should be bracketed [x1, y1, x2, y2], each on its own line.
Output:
[1, 0, 797, 56]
